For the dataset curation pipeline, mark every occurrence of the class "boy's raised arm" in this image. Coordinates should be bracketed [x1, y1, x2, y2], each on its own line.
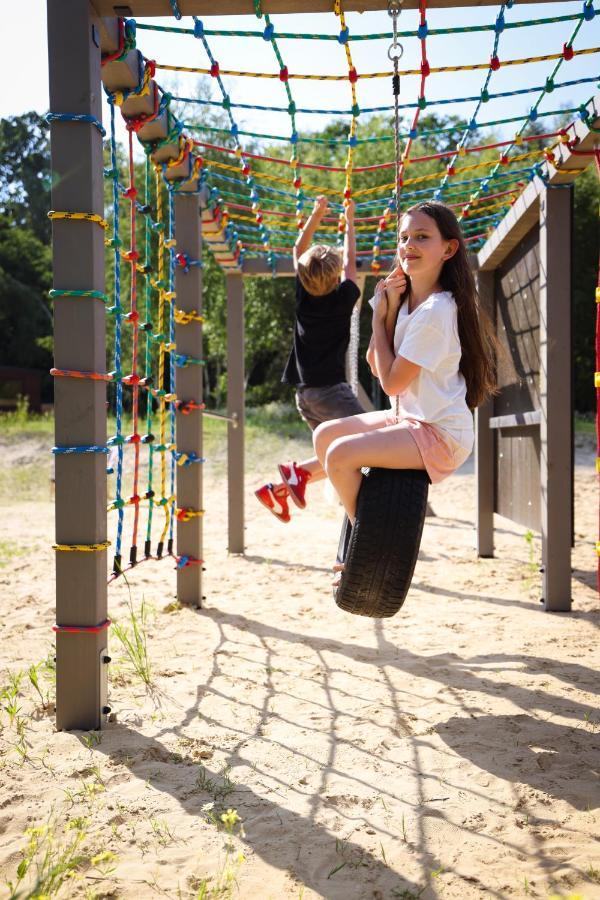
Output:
[342, 199, 357, 284]
[294, 195, 328, 271]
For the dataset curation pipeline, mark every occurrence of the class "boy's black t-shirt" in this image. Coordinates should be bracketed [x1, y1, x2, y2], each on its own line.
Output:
[282, 277, 361, 387]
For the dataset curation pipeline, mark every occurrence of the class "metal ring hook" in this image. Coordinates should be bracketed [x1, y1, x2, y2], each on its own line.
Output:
[388, 43, 404, 62]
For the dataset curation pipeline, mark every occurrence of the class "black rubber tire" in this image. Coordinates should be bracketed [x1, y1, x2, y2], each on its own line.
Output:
[334, 467, 429, 618]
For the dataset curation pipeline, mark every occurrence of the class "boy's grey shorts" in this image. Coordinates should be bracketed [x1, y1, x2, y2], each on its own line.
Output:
[295, 383, 365, 431]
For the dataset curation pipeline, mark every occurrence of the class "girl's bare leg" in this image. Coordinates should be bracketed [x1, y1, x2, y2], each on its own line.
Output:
[313, 409, 390, 468]
[324, 425, 425, 524]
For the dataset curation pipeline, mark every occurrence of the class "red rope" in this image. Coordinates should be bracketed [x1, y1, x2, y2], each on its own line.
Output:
[191, 130, 565, 174]
[224, 186, 521, 223]
[51, 368, 112, 381]
[128, 129, 141, 554]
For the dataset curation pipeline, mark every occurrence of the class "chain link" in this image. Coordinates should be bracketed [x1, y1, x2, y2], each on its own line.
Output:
[387, 0, 404, 60]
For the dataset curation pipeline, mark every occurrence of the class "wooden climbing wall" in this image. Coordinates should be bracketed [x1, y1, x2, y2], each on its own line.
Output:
[493, 225, 542, 531]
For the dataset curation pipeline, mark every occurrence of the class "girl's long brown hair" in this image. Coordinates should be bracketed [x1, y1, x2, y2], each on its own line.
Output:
[398, 201, 498, 410]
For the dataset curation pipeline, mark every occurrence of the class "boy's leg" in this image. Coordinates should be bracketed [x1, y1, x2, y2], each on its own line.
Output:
[256, 385, 372, 520]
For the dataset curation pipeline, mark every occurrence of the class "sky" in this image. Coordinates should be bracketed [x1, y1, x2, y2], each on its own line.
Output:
[1, 1, 597, 157]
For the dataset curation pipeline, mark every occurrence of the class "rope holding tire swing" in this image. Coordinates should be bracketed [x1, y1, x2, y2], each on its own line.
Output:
[333, 0, 430, 619]
[388, 0, 404, 426]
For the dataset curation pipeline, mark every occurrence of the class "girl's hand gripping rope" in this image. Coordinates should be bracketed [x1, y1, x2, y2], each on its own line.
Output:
[371, 279, 390, 323]
[381, 266, 407, 308]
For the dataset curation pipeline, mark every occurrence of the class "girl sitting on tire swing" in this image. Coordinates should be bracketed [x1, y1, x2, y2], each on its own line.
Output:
[311, 200, 497, 581]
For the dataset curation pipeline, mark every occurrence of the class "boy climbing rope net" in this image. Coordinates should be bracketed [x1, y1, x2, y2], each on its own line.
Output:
[255, 194, 365, 522]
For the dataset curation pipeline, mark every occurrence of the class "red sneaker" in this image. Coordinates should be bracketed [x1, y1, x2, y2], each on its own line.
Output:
[255, 483, 291, 523]
[278, 462, 310, 509]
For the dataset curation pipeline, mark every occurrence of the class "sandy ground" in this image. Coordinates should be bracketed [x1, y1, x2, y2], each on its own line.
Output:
[0, 429, 599, 900]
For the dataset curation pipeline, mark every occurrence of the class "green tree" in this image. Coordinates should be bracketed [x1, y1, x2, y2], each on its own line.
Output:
[572, 164, 600, 413]
[0, 216, 53, 381]
[0, 112, 51, 242]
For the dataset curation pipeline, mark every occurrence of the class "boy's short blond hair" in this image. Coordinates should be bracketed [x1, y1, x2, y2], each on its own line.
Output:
[297, 244, 343, 296]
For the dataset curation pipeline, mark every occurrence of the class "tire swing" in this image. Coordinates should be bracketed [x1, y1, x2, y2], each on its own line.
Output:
[334, 4, 429, 618]
[334, 469, 429, 617]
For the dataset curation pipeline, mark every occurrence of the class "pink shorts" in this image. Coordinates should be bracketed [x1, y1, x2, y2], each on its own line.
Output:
[386, 414, 472, 484]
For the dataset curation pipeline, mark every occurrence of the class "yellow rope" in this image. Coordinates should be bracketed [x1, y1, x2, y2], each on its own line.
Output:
[174, 308, 205, 325]
[113, 62, 153, 107]
[175, 508, 205, 521]
[53, 541, 111, 552]
[353, 150, 540, 197]
[334, 0, 357, 216]
[155, 46, 597, 81]
[154, 167, 171, 546]
[48, 211, 108, 229]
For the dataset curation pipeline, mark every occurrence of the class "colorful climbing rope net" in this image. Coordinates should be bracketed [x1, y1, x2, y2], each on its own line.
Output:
[108, 0, 600, 274]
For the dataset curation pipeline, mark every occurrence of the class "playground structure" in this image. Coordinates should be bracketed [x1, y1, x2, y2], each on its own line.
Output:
[47, 0, 598, 729]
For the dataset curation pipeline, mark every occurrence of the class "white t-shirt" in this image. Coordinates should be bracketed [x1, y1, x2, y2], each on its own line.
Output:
[371, 290, 474, 449]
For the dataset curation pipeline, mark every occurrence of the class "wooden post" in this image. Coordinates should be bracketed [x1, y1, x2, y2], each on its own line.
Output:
[539, 185, 573, 611]
[227, 275, 245, 554]
[174, 194, 203, 606]
[475, 269, 495, 557]
[48, 0, 108, 730]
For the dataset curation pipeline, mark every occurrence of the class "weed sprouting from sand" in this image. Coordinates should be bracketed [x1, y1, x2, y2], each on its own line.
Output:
[81, 731, 102, 751]
[587, 863, 600, 883]
[149, 818, 179, 849]
[188, 807, 245, 899]
[521, 529, 539, 591]
[583, 711, 599, 734]
[391, 889, 426, 900]
[2, 671, 23, 726]
[28, 663, 52, 710]
[5, 811, 117, 899]
[112, 590, 153, 687]
[401, 813, 407, 841]
[523, 529, 536, 569]
[163, 599, 182, 614]
[327, 837, 366, 878]
[196, 765, 235, 804]
[63, 771, 106, 811]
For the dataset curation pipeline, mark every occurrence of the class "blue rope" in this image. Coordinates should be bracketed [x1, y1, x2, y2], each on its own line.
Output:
[173, 451, 206, 466]
[168, 188, 177, 545]
[145, 154, 155, 551]
[52, 446, 109, 454]
[109, 101, 125, 563]
[45, 112, 106, 136]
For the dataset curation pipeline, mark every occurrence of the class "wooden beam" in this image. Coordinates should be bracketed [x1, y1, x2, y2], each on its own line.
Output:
[227, 275, 245, 554]
[242, 257, 295, 278]
[475, 269, 494, 558]
[48, 0, 109, 731]
[174, 193, 204, 607]
[539, 184, 573, 612]
[91, 0, 560, 14]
